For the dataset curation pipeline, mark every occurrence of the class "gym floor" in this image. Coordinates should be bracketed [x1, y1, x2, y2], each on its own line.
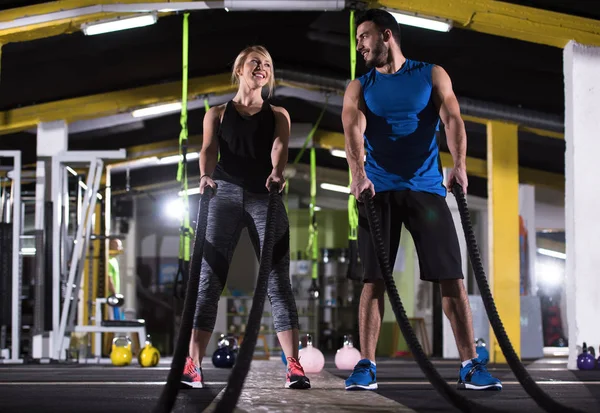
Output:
[1, 357, 599, 412]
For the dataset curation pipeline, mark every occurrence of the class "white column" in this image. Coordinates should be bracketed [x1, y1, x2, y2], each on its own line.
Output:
[518, 184, 537, 296]
[36, 120, 68, 359]
[124, 199, 137, 315]
[37, 121, 68, 157]
[564, 41, 600, 370]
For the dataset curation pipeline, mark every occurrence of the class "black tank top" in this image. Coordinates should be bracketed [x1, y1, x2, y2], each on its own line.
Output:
[212, 100, 275, 193]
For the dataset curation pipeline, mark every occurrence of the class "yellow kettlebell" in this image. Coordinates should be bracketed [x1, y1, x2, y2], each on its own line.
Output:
[138, 335, 160, 368]
[110, 336, 132, 367]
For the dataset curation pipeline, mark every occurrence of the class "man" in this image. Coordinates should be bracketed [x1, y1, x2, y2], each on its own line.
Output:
[342, 9, 502, 392]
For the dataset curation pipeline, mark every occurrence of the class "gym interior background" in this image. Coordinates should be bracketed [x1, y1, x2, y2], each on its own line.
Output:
[0, 1, 599, 412]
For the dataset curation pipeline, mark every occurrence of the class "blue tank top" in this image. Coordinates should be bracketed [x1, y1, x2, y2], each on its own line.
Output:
[358, 59, 445, 197]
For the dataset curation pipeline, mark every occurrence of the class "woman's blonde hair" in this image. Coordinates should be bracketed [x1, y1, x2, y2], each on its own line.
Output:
[231, 45, 275, 98]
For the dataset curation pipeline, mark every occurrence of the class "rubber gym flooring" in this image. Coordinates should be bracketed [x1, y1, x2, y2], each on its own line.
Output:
[1, 357, 599, 412]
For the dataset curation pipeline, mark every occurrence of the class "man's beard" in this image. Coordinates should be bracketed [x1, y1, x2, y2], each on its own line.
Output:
[365, 40, 387, 68]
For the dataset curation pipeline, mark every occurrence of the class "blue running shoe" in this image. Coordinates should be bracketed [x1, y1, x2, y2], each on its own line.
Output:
[345, 359, 377, 390]
[457, 358, 502, 391]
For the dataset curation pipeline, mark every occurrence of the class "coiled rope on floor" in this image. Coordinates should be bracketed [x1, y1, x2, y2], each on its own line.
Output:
[153, 187, 213, 413]
[450, 184, 583, 413]
[214, 183, 281, 413]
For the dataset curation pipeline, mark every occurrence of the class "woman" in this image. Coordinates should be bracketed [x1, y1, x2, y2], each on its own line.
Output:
[181, 45, 310, 390]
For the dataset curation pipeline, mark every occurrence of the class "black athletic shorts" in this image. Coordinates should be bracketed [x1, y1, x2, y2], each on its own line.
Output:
[357, 189, 463, 283]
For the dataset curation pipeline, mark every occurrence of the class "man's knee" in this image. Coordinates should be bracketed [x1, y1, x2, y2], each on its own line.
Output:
[362, 279, 386, 298]
[439, 278, 466, 298]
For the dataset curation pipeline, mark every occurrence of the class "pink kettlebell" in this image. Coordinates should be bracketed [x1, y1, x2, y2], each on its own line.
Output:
[298, 334, 325, 373]
[335, 334, 362, 370]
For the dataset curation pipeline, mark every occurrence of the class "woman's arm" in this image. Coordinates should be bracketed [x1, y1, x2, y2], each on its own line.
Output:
[271, 105, 291, 176]
[199, 106, 221, 178]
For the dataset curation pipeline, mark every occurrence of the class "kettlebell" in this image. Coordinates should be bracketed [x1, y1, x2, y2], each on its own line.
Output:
[217, 334, 239, 354]
[577, 341, 596, 370]
[110, 336, 133, 367]
[138, 335, 160, 368]
[212, 333, 237, 368]
[212, 346, 235, 368]
[588, 345, 596, 358]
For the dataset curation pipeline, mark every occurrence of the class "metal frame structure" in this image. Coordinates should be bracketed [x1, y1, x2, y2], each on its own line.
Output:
[21, 149, 127, 362]
[56, 158, 104, 359]
[49, 150, 126, 361]
[74, 297, 147, 359]
[0, 151, 22, 364]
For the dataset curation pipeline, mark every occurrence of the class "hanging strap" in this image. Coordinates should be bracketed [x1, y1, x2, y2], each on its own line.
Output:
[307, 146, 319, 280]
[284, 96, 329, 213]
[174, 13, 193, 298]
[348, 10, 359, 242]
[292, 97, 328, 165]
[302, 100, 328, 279]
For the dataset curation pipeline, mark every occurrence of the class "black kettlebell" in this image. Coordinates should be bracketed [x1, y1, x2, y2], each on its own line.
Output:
[212, 346, 235, 368]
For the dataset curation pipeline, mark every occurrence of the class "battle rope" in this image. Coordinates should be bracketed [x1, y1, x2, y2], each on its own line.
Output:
[214, 183, 281, 413]
[364, 187, 583, 413]
[153, 187, 213, 413]
[363, 190, 506, 413]
[451, 184, 583, 413]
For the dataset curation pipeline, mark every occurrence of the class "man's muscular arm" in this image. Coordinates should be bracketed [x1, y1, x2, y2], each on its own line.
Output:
[342, 79, 374, 199]
[432, 65, 468, 192]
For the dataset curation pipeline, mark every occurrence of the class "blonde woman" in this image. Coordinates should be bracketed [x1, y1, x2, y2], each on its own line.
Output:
[181, 46, 310, 390]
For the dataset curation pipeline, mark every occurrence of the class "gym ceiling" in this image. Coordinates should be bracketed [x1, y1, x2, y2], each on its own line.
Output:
[0, 0, 599, 201]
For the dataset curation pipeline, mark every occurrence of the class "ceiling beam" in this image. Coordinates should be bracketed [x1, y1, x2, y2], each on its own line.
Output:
[0, 73, 235, 135]
[0, 0, 184, 44]
[0, 72, 562, 140]
[0, 0, 347, 44]
[375, 0, 600, 48]
[0, 72, 342, 136]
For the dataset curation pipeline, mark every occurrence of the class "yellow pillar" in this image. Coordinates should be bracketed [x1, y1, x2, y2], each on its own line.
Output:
[487, 120, 520, 363]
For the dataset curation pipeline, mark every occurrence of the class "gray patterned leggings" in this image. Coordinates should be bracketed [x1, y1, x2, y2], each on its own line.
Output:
[193, 180, 299, 333]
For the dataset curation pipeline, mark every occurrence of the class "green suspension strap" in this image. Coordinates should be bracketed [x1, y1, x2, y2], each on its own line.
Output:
[174, 13, 194, 298]
[350, 10, 357, 82]
[347, 9, 361, 281]
[307, 146, 319, 294]
[281, 97, 328, 296]
[283, 96, 328, 213]
[302, 99, 328, 296]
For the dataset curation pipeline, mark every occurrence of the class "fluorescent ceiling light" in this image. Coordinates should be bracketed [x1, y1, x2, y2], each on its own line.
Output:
[329, 148, 366, 161]
[21, 247, 36, 256]
[320, 183, 350, 194]
[330, 149, 346, 158]
[180, 187, 201, 196]
[388, 10, 452, 32]
[132, 102, 182, 118]
[82, 13, 157, 36]
[537, 248, 566, 260]
[160, 153, 199, 164]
